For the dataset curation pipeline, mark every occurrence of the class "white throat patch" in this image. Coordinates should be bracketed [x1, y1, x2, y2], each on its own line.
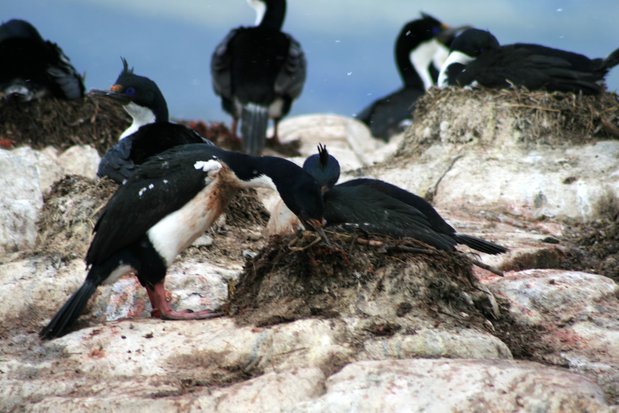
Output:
[247, 0, 266, 25]
[410, 38, 440, 90]
[120, 102, 156, 140]
[437, 51, 474, 88]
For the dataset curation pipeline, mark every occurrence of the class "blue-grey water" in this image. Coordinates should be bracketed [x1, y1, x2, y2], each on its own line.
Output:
[4, 0, 619, 122]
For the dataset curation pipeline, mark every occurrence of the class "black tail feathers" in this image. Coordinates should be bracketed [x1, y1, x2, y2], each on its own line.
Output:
[39, 279, 98, 340]
[454, 233, 507, 255]
[604, 47, 619, 70]
[241, 103, 269, 156]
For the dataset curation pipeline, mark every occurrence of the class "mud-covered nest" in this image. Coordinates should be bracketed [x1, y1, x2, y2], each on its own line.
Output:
[399, 87, 619, 157]
[227, 230, 500, 331]
[0, 95, 130, 154]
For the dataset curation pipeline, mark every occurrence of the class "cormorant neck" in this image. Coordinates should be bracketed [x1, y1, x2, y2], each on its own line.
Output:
[259, 0, 286, 30]
[120, 102, 156, 140]
[150, 88, 170, 122]
[395, 37, 425, 89]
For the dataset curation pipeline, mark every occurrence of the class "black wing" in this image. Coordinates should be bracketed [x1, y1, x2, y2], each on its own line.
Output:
[45, 41, 85, 100]
[459, 45, 603, 94]
[98, 123, 214, 183]
[324, 184, 457, 251]
[356, 86, 423, 140]
[210, 28, 239, 101]
[87, 144, 222, 266]
[337, 178, 456, 235]
[274, 34, 307, 100]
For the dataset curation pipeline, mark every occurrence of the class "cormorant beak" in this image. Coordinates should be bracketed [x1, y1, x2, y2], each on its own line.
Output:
[88, 86, 131, 103]
[305, 218, 331, 247]
[437, 24, 472, 45]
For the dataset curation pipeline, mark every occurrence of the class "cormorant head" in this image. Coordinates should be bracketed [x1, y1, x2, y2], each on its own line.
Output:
[90, 58, 169, 123]
[449, 29, 500, 58]
[0, 19, 44, 43]
[302, 144, 340, 193]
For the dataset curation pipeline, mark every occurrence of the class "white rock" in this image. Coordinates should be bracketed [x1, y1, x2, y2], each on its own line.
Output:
[0, 148, 43, 254]
[57, 144, 101, 179]
[380, 140, 619, 221]
[294, 359, 613, 413]
[489, 269, 617, 325]
[277, 114, 401, 170]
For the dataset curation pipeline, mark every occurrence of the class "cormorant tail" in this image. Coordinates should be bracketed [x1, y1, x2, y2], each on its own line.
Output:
[40, 278, 98, 340]
[454, 234, 507, 255]
[241, 103, 269, 155]
[603, 47, 619, 70]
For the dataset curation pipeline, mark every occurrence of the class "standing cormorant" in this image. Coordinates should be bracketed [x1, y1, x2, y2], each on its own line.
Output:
[211, 0, 306, 155]
[40, 143, 325, 339]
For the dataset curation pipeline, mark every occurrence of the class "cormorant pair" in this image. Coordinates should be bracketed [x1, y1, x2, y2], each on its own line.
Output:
[438, 29, 619, 94]
[357, 14, 468, 140]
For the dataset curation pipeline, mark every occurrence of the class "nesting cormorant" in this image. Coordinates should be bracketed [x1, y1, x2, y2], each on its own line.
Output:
[302, 145, 507, 254]
[357, 14, 466, 140]
[40, 143, 325, 339]
[93, 59, 212, 184]
[211, 0, 306, 155]
[0, 19, 84, 101]
[438, 28, 619, 94]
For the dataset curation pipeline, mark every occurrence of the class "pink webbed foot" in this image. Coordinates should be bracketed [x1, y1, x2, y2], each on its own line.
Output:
[146, 282, 223, 320]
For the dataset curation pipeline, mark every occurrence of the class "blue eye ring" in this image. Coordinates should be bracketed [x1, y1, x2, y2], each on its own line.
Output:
[125, 86, 136, 96]
[431, 26, 441, 35]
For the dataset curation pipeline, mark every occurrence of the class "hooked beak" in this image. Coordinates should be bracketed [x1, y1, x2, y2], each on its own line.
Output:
[88, 85, 130, 103]
[437, 24, 472, 46]
[304, 218, 331, 247]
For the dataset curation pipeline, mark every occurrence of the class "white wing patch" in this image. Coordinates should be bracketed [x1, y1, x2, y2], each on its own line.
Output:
[194, 159, 222, 173]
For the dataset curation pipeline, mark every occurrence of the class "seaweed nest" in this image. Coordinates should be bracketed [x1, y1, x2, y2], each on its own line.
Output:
[399, 88, 619, 158]
[0, 95, 130, 154]
[36, 175, 118, 260]
[561, 192, 619, 283]
[35, 176, 270, 263]
[227, 230, 500, 331]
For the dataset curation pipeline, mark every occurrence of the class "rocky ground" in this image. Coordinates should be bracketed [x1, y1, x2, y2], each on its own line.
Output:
[0, 91, 618, 412]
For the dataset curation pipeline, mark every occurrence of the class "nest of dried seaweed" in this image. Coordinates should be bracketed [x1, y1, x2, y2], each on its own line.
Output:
[0, 95, 130, 154]
[399, 87, 619, 157]
[227, 229, 500, 330]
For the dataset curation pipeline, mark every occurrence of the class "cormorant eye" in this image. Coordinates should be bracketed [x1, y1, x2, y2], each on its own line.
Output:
[431, 27, 440, 35]
[125, 86, 136, 96]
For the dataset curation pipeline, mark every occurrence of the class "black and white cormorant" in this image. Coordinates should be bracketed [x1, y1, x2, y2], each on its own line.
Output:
[93, 59, 212, 184]
[211, 0, 306, 155]
[40, 143, 325, 339]
[357, 14, 467, 140]
[438, 28, 619, 94]
[302, 145, 506, 254]
[0, 19, 84, 101]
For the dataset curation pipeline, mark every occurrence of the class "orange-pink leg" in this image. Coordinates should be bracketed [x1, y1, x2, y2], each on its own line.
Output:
[146, 282, 222, 320]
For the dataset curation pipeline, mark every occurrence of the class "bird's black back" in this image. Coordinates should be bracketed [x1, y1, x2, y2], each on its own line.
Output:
[338, 178, 456, 235]
[87, 144, 224, 266]
[323, 184, 457, 251]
